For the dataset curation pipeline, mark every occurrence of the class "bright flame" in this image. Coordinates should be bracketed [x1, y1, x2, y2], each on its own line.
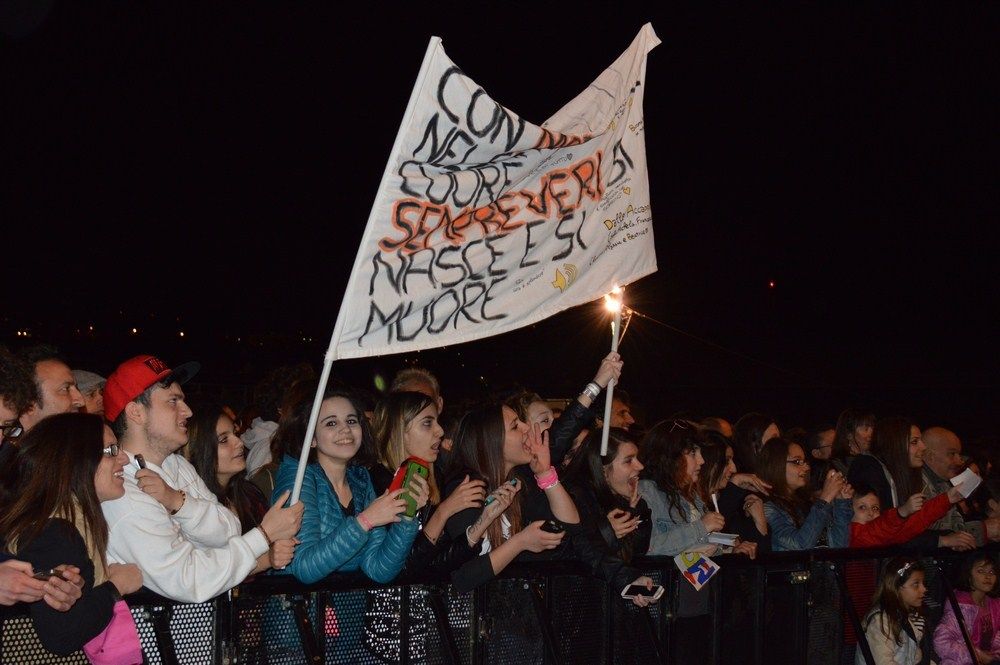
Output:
[603, 287, 623, 313]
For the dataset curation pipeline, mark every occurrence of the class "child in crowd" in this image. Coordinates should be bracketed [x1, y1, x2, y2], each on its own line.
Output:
[934, 553, 1000, 665]
[859, 557, 930, 665]
[849, 482, 963, 548]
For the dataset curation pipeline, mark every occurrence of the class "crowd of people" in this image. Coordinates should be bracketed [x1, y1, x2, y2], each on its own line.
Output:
[2, 342, 999, 664]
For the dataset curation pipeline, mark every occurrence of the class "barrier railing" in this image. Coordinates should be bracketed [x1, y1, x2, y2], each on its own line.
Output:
[2, 544, 994, 665]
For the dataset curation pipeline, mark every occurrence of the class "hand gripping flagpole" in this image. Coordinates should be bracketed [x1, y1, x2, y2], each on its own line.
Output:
[290, 36, 443, 505]
[600, 286, 624, 456]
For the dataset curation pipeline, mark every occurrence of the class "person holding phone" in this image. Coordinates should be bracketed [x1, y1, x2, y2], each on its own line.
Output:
[442, 403, 581, 591]
[184, 404, 297, 572]
[561, 427, 662, 609]
[365, 391, 495, 661]
[0, 413, 143, 656]
[270, 386, 427, 662]
[271, 386, 426, 584]
[370, 391, 489, 565]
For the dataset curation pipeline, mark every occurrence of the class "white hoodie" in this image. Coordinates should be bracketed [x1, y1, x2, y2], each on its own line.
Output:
[101, 452, 268, 603]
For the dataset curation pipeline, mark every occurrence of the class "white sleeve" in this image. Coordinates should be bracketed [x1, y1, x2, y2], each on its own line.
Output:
[169, 458, 242, 548]
[104, 487, 268, 604]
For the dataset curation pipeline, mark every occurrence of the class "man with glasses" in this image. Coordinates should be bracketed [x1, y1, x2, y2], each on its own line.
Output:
[1, 346, 85, 611]
[16, 344, 84, 432]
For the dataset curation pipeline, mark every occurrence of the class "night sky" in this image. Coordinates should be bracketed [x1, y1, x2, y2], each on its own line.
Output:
[3, 2, 998, 435]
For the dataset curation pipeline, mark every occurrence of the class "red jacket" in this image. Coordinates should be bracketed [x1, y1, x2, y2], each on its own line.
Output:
[849, 492, 951, 547]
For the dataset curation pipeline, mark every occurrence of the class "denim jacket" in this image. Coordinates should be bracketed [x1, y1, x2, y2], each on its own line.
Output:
[763, 497, 852, 551]
[639, 479, 710, 556]
[272, 456, 419, 584]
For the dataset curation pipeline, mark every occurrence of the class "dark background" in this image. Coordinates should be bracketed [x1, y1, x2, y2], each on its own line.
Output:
[2, 2, 997, 435]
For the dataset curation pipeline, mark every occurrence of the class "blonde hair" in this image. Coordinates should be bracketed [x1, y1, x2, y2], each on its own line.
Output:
[373, 391, 440, 504]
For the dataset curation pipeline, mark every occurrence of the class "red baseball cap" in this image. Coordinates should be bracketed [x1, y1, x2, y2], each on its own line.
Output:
[104, 355, 200, 422]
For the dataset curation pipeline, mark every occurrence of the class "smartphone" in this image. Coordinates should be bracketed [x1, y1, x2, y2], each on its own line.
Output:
[621, 584, 665, 601]
[540, 520, 564, 534]
[134, 454, 146, 469]
[32, 568, 61, 581]
[483, 478, 519, 507]
[388, 456, 430, 518]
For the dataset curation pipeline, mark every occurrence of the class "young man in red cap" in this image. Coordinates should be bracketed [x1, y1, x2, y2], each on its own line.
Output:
[100, 355, 303, 603]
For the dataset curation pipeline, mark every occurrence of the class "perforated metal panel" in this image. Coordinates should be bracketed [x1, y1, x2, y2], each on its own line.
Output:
[0, 615, 88, 665]
[484, 578, 544, 665]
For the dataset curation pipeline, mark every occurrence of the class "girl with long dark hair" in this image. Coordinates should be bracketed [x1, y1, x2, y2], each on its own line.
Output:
[443, 403, 577, 590]
[639, 420, 725, 556]
[186, 405, 294, 571]
[860, 557, 930, 664]
[564, 427, 651, 562]
[0, 413, 144, 656]
[758, 437, 853, 550]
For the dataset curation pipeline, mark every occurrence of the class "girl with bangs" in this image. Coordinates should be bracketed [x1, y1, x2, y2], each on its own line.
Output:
[934, 553, 1000, 664]
[758, 437, 853, 550]
[859, 557, 931, 665]
[638, 420, 726, 556]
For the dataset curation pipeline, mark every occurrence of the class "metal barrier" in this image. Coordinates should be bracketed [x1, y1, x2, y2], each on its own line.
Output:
[2, 545, 995, 664]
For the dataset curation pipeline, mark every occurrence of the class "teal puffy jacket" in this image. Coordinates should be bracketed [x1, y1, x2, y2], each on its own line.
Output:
[272, 455, 419, 584]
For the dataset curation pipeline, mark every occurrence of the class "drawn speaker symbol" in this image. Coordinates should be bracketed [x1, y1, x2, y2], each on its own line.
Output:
[552, 264, 579, 292]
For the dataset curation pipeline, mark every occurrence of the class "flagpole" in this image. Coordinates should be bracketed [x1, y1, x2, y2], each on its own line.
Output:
[290, 36, 442, 505]
[600, 287, 623, 456]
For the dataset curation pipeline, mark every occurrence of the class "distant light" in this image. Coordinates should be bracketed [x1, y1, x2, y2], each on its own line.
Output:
[768, 280, 776, 289]
[88, 325, 94, 332]
[131, 327, 138, 334]
[179, 331, 185, 338]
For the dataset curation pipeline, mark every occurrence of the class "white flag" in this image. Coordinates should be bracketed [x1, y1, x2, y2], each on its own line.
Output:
[328, 24, 660, 360]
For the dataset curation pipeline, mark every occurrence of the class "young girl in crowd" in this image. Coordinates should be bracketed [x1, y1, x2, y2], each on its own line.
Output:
[697, 432, 770, 556]
[271, 387, 426, 662]
[272, 386, 424, 585]
[639, 420, 725, 556]
[849, 482, 963, 548]
[758, 437, 853, 550]
[186, 405, 295, 572]
[442, 403, 579, 590]
[564, 428, 651, 563]
[365, 391, 494, 662]
[370, 390, 492, 564]
[0, 413, 144, 656]
[859, 557, 930, 665]
[934, 553, 1000, 665]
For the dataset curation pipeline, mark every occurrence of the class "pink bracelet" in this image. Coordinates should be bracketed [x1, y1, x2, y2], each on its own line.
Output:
[357, 514, 374, 532]
[534, 466, 559, 491]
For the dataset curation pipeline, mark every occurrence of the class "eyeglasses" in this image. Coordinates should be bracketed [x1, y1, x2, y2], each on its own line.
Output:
[102, 444, 121, 457]
[1, 421, 23, 443]
[668, 419, 692, 433]
[786, 458, 810, 467]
